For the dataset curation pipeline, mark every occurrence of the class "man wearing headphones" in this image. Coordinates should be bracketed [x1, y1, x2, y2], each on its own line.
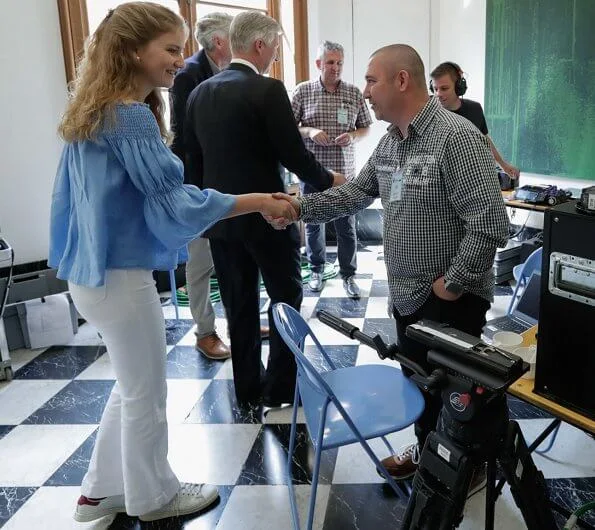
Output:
[430, 62, 520, 179]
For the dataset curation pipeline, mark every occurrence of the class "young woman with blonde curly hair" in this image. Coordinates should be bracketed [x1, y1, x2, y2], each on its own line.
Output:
[50, 2, 295, 523]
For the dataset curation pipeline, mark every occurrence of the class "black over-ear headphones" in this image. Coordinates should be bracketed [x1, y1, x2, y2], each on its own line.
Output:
[429, 62, 468, 96]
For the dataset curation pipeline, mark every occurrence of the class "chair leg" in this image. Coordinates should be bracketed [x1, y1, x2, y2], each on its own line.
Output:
[507, 277, 525, 315]
[306, 414, 327, 530]
[358, 437, 410, 501]
[380, 435, 396, 456]
[286, 387, 301, 530]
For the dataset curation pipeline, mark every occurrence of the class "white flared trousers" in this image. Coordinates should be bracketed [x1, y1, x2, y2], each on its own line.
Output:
[69, 269, 179, 515]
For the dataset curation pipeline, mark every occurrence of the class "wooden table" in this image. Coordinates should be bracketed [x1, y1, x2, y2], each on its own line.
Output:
[507, 325, 595, 434]
[501, 191, 550, 212]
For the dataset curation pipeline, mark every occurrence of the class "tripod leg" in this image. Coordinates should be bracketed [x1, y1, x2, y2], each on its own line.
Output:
[402, 432, 474, 530]
[498, 420, 557, 530]
[484, 458, 497, 530]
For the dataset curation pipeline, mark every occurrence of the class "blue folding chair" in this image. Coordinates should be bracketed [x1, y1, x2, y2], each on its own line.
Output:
[272, 303, 425, 530]
[507, 247, 543, 314]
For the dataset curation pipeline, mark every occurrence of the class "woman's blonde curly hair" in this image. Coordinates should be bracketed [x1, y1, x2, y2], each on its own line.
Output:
[58, 2, 187, 143]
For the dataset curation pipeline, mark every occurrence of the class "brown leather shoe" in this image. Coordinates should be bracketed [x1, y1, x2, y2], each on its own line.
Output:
[378, 443, 419, 481]
[260, 325, 270, 339]
[196, 333, 231, 360]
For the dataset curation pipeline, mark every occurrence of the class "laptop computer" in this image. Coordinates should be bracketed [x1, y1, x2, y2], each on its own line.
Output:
[483, 272, 541, 340]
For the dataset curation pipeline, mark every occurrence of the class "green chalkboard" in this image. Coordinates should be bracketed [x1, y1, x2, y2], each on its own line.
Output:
[485, 0, 595, 180]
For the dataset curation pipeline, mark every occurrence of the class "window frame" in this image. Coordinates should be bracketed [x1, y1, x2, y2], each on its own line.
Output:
[57, 0, 309, 86]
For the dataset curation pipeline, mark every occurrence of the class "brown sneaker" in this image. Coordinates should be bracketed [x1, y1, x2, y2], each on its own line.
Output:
[196, 333, 231, 360]
[378, 443, 420, 481]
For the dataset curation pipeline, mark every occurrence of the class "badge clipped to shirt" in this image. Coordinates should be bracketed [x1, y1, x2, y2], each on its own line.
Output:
[337, 106, 349, 125]
[389, 167, 404, 202]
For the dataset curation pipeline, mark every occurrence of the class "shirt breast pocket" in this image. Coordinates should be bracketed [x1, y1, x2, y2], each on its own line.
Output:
[375, 164, 396, 200]
[404, 164, 445, 211]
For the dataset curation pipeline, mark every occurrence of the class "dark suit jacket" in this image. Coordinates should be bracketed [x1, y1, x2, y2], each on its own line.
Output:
[169, 49, 214, 168]
[185, 63, 333, 240]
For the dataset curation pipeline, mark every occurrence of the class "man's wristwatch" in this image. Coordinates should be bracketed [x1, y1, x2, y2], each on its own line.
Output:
[444, 279, 464, 296]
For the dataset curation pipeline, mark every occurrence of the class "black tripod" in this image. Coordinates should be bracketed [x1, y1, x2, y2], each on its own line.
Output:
[316, 311, 559, 530]
[401, 349, 556, 529]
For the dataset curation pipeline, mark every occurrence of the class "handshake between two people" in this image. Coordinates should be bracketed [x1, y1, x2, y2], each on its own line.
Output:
[260, 170, 346, 230]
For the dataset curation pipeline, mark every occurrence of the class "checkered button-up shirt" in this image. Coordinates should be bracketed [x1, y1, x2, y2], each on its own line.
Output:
[292, 79, 372, 179]
[299, 96, 509, 315]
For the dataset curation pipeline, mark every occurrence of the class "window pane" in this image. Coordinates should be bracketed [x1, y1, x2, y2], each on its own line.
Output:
[87, 0, 180, 35]
[198, 0, 267, 10]
[195, 4, 249, 20]
[280, 0, 296, 90]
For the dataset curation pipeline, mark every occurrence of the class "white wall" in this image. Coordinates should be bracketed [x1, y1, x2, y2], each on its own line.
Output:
[307, 0, 481, 173]
[0, 2, 68, 265]
[431, 0, 487, 104]
[307, 0, 593, 191]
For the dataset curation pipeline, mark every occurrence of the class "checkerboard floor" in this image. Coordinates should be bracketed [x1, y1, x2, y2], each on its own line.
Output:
[0, 245, 593, 529]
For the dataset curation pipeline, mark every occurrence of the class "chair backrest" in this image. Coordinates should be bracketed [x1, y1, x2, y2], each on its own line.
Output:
[519, 247, 543, 283]
[272, 303, 339, 403]
[507, 247, 544, 316]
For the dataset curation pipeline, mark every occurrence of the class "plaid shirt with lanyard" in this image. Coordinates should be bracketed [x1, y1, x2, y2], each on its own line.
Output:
[292, 78, 373, 180]
[299, 96, 509, 315]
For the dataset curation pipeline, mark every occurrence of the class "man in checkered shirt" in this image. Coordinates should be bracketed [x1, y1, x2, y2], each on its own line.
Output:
[268, 44, 509, 483]
[292, 41, 372, 298]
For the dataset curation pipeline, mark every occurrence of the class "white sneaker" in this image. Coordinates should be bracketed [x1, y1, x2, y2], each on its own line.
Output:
[139, 483, 219, 522]
[308, 272, 324, 292]
[73, 494, 125, 522]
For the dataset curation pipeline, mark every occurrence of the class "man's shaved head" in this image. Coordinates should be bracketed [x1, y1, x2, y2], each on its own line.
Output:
[363, 43, 430, 127]
[370, 44, 426, 88]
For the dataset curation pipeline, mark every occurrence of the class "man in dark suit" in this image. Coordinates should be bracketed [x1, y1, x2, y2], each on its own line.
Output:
[169, 13, 235, 361]
[185, 10, 345, 406]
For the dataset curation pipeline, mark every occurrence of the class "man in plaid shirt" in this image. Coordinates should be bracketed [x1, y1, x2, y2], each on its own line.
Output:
[292, 41, 372, 298]
[268, 44, 509, 486]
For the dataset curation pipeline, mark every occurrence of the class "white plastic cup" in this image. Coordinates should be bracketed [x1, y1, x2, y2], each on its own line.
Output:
[492, 331, 523, 351]
[513, 345, 537, 379]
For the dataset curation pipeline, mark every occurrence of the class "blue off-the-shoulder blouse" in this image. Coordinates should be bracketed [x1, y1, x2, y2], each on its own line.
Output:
[49, 103, 235, 287]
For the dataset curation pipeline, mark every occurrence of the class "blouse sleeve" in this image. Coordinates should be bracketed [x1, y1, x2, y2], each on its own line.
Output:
[104, 104, 236, 250]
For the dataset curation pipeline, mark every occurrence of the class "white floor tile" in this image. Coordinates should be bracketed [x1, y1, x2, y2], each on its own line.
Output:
[176, 325, 199, 346]
[4, 347, 46, 373]
[0, 425, 96, 486]
[167, 424, 261, 485]
[333, 426, 416, 483]
[216, 484, 330, 530]
[459, 484, 527, 530]
[75, 353, 115, 380]
[2, 486, 117, 530]
[518, 419, 595, 479]
[305, 318, 364, 346]
[371, 264, 388, 280]
[214, 346, 269, 380]
[300, 297, 318, 321]
[0, 380, 70, 424]
[65, 323, 103, 347]
[364, 297, 391, 318]
[355, 344, 398, 367]
[318, 279, 373, 299]
[166, 379, 211, 424]
[262, 404, 306, 424]
[162, 304, 193, 321]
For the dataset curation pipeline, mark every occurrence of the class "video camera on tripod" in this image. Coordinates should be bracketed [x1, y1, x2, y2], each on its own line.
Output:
[316, 310, 558, 530]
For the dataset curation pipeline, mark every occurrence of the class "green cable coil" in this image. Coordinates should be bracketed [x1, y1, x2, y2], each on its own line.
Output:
[563, 500, 595, 530]
[174, 262, 339, 307]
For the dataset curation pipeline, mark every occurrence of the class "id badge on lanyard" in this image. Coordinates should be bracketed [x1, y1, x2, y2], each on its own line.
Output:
[337, 106, 349, 125]
[389, 167, 404, 202]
